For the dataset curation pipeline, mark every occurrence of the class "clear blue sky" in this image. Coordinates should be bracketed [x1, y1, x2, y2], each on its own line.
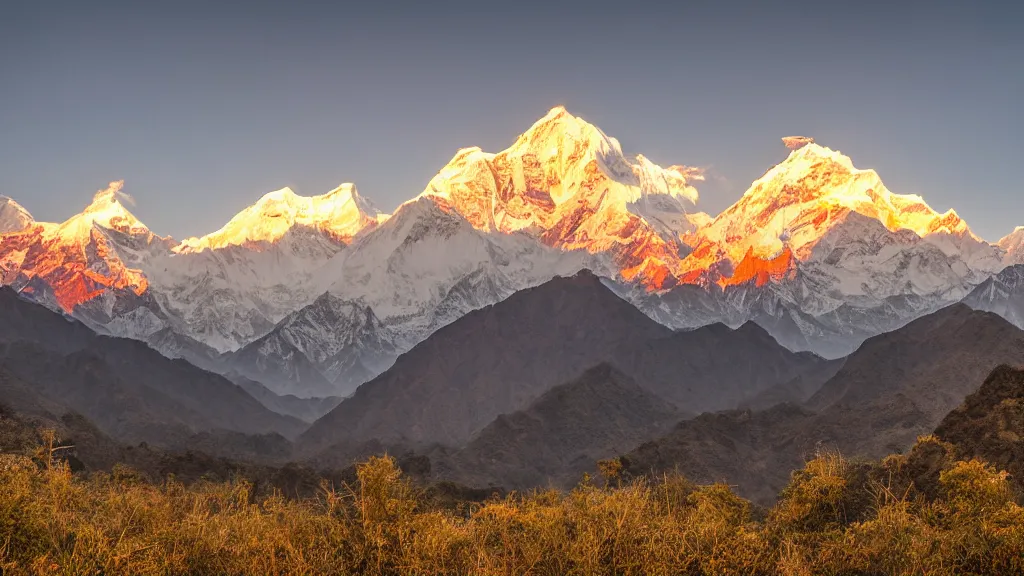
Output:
[1, 0, 1021, 241]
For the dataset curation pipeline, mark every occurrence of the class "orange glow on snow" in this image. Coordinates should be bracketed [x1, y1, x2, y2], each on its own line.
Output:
[719, 247, 795, 288]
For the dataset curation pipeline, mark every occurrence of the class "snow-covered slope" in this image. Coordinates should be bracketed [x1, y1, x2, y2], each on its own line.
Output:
[322, 197, 596, 318]
[683, 141, 1001, 286]
[419, 106, 704, 289]
[0, 111, 1013, 392]
[998, 227, 1024, 265]
[177, 184, 383, 252]
[621, 141, 1005, 357]
[228, 292, 397, 398]
[142, 184, 385, 352]
[0, 196, 34, 234]
[229, 197, 600, 397]
[0, 183, 223, 368]
[963, 264, 1024, 329]
[245, 108, 702, 395]
[0, 181, 382, 358]
[0, 181, 170, 318]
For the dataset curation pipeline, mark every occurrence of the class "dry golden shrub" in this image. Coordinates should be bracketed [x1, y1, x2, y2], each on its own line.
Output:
[0, 438, 1023, 575]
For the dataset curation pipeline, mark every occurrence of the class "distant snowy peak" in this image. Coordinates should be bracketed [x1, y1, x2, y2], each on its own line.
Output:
[50, 180, 157, 242]
[225, 290, 398, 397]
[2, 178, 390, 356]
[962, 264, 1024, 330]
[0, 196, 34, 234]
[999, 227, 1024, 264]
[65, 180, 153, 234]
[0, 111, 1012, 375]
[0, 181, 162, 313]
[779, 144, 974, 239]
[422, 106, 702, 226]
[407, 110, 996, 297]
[323, 194, 597, 318]
[275, 292, 386, 354]
[684, 142, 987, 279]
[176, 183, 384, 253]
[418, 106, 704, 289]
[250, 190, 603, 396]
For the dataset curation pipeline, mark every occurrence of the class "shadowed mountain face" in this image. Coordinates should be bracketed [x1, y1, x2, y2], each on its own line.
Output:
[226, 293, 398, 399]
[302, 271, 673, 450]
[934, 364, 1024, 496]
[0, 288, 306, 447]
[229, 374, 342, 424]
[621, 304, 1024, 504]
[302, 270, 835, 459]
[805, 304, 1024, 437]
[610, 321, 841, 413]
[622, 404, 819, 505]
[434, 363, 685, 490]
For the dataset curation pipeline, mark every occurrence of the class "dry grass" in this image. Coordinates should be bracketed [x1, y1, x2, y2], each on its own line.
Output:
[1, 438, 1023, 575]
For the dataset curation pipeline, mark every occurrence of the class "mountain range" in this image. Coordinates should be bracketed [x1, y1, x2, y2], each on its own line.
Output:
[3, 258, 1023, 503]
[2, 107, 1022, 401]
[0, 287, 304, 453]
[621, 303, 1024, 503]
[299, 270, 833, 454]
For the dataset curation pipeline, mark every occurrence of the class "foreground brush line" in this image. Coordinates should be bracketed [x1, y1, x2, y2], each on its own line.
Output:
[1, 436, 1023, 576]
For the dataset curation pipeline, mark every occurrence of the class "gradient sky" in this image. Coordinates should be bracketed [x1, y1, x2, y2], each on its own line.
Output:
[1, 0, 1021, 241]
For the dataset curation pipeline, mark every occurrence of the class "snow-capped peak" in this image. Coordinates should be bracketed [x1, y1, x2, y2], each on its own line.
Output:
[999, 226, 1024, 265]
[778, 143, 972, 234]
[84, 180, 139, 220]
[999, 226, 1024, 247]
[512, 105, 621, 162]
[176, 183, 384, 252]
[690, 140, 980, 270]
[415, 106, 704, 289]
[772, 142, 858, 183]
[422, 106, 701, 212]
[0, 112, 1008, 389]
[49, 181, 152, 241]
[0, 181, 158, 314]
[0, 195, 34, 234]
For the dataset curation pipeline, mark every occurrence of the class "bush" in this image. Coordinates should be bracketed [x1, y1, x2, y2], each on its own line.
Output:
[0, 439, 1022, 574]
